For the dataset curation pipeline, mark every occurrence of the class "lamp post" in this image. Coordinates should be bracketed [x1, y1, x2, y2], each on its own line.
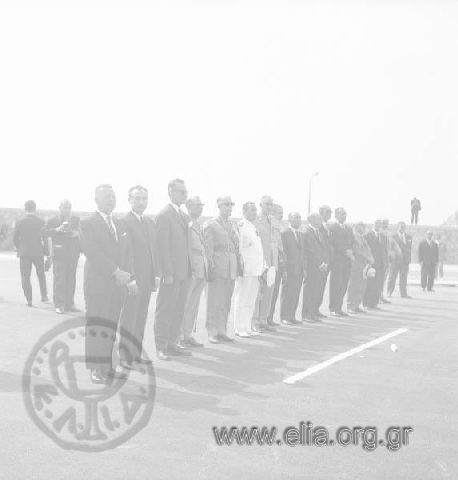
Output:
[307, 172, 319, 215]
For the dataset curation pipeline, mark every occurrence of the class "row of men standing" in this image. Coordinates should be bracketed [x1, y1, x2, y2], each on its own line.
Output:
[12, 182, 441, 384]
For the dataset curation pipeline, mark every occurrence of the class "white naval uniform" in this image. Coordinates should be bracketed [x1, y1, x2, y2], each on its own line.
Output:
[234, 219, 265, 335]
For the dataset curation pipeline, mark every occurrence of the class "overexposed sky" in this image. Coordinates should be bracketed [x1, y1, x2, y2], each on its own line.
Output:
[0, 0, 456, 224]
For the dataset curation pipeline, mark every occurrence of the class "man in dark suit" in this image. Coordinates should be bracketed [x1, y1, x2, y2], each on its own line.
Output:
[280, 212, 304, 325]
[119, 186, 157, 368]
[267, 203, 284, 327]
[363, 219, 385, 309]
[81, 184, 137, 384]
[302, 213, 329, 322]
[154, 179, 192, 359]
[329, 207, 354, 316]
[13, 200, 49, 306]
[43, 200, 81, 314]
[418, 230, 439, 292]
[379, 218, 391, 304]
[387, 221, 412, 298]
[317, 205, 333, 318]
[410, 197, 421, 225]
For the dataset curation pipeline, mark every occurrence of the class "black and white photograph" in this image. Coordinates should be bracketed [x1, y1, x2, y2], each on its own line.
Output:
[0, 0, 457, 478]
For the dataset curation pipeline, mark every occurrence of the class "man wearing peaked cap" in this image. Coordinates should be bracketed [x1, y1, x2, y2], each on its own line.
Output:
[204, 195, 238, 343]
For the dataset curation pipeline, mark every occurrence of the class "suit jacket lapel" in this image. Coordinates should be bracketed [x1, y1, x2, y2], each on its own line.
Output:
[95, 212, 118, 245]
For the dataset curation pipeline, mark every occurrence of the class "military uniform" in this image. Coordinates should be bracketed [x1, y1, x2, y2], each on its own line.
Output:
[204, 217, 238, 337]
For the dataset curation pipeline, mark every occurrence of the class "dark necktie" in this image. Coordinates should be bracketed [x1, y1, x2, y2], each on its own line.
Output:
[106, 214, 118, 241]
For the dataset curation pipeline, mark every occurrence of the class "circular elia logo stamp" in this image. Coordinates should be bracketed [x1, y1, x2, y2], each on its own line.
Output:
[22, 316, 156, 452]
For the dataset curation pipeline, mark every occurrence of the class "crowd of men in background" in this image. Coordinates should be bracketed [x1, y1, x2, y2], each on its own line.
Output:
[12, 181, 443, 384]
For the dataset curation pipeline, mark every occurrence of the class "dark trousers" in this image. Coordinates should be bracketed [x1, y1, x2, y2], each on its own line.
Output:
[421, 263, 436, 290]
[303, 268, 326, 318]
[52, 255, 79, 308]
[85, 316, 117, 374]
[154, 278, 189, 351]
[329, 258, 351, 313]
[317, 269, 329, 312]
[280, 272, 303, 321]
[120, 286, 152, 362]
[387, 262, 409, 297]
[19, 256, 47, 302]
[363, 265, 384, 307]
[206, 278, 235, 337]
[411, 210, 419, 224]
[347, 264, 367, 309]
[267, 270, 282, 323]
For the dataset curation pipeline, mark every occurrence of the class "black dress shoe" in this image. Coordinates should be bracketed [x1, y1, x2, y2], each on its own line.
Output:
[167, 346, 192, 356]
[26, 300, 33, 307]
[354, 307, 365, 313]
[316, 311, 327, 319]
[401, 295, 412, 299]
[337, 310, 349, 317]
[208, 336, 222, 344]
[380, 298, 391, 304]
[291, 319, 303, 325]
[427, 289, 435, 292]
[217, 334, 235, 342]
[183, 337, 204, 348]
[157, 350, 170, 361]
[41, 297, 50, 303]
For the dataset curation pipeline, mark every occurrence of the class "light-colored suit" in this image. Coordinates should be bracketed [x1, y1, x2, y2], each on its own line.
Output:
[234, 219, 264, 335]
[252, 214, 277, 329]
[182, 220, 208, 339]
[204, 217, 238, 337]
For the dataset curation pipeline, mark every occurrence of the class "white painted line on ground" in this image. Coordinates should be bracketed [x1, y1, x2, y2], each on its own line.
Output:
[283, 327, 408, 385]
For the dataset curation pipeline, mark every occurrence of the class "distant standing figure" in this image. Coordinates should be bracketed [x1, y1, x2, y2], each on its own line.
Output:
[44, 200, 81, 314]
[13, 200, 49, 306]
[418, 230, 439, 292]
[436, 234, 447, 279]
[410, 197, 421, 225]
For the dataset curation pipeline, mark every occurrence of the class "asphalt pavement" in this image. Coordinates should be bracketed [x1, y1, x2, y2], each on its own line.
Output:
[0, 252, 457, 480]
